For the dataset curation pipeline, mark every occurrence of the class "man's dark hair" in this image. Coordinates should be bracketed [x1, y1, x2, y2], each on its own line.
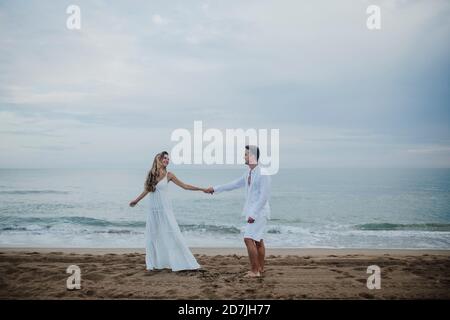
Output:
[245, 145, 260, 161]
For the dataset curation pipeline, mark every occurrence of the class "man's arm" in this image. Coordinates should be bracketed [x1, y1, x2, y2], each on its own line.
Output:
[212, 174, 246, 193]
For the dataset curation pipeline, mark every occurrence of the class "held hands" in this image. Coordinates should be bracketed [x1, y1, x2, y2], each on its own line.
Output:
[203, 187, 214, 194]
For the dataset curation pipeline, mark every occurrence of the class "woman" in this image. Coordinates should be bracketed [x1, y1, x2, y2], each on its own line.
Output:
[129, 151, 204, 271]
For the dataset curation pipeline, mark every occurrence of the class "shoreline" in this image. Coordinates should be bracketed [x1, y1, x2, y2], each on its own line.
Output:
[1, 247, 449, 256]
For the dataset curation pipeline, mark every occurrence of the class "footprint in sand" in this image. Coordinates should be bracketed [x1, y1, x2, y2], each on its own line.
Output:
[330, 269, 343, 273]
[86, 290, 96, 296]
[336, 274, 354, 280]
[359, 292, 375, 299]
[340, 271, 354, 278]
[353, 267, 366, 271]
[165, 289, 178, 295]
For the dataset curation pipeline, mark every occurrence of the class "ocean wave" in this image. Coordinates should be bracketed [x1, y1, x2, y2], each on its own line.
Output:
[1, 226, 28, 231]
[354, 223, 450, 232]
[4, 216, 449, 237]
[0, 216, 145, 228]
[93, 229, 138, 234]
[0, 216, 242, 234]
[180, 224, 240, 234]
[0, 216, 311, 236]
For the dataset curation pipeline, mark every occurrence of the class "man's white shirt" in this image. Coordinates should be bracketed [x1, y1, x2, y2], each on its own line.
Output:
[213, 166, 271, 221]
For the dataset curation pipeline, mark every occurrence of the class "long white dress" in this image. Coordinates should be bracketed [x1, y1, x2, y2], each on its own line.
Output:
[145, 174, 200, 271]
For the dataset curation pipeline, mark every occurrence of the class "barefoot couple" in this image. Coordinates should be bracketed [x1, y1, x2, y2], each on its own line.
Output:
[129, 145, 271, 278]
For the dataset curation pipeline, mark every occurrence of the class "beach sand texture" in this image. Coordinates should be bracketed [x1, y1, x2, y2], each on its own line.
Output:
[1, 248, 449, 299]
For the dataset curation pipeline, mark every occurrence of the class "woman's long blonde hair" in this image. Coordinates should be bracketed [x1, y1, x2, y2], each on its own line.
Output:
[145, 151, 168, 192]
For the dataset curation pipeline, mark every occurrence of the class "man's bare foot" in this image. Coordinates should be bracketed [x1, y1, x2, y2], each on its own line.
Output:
[244, 271, 261, 278]
[259, 269, 265, 274]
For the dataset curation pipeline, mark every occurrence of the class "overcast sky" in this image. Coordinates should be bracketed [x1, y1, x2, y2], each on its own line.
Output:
[0, 0, 449, 169]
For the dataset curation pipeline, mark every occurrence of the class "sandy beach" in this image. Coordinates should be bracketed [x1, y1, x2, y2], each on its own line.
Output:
[0, 247, 449, 299]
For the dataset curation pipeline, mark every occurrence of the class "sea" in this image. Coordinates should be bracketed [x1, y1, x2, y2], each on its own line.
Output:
[1, 168, 449, 249]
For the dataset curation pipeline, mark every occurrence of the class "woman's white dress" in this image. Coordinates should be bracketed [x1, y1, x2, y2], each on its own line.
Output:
[145, 174, 200, 271]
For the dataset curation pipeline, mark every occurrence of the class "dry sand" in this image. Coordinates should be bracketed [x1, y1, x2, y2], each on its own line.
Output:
[1, 247, 449, 299]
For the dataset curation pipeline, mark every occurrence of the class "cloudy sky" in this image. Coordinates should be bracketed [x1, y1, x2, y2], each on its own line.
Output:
[0, 0, 449, 169]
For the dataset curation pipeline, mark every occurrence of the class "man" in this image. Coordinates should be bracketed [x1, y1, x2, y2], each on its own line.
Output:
[205, 145, 271, 278]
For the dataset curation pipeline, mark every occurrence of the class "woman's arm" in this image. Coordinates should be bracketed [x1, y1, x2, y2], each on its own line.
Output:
[129, 189, 150, 207]
[168, 172, 205, 191]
